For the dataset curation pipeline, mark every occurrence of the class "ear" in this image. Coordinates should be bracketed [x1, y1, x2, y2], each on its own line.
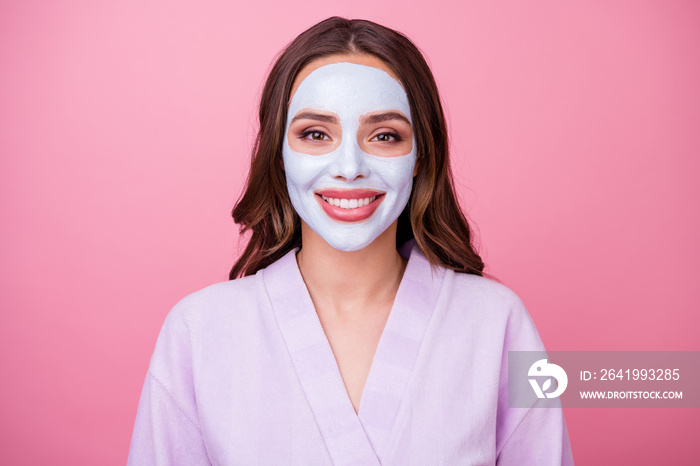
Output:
[413, 162, 418, 177]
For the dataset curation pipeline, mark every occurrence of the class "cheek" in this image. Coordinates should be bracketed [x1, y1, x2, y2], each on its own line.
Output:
[369, 154, 416, 190]
[282, 150, 329, 192]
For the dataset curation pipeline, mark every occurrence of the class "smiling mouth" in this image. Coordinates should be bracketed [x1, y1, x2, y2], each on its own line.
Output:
[318, 194, 381, 209]
[314, 190, 385, 222]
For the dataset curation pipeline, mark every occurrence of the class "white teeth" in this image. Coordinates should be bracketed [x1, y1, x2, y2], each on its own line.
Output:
[320, 195, 378, 209]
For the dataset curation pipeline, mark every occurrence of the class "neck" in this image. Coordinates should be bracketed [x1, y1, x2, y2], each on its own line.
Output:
[296, 221, 408, 318]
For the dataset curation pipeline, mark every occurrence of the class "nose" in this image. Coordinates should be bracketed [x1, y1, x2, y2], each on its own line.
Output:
[328, 138, 369, 181]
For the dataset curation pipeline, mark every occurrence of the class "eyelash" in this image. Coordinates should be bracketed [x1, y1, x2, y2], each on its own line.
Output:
[298, 130, 330, 142]
[297, 130, 404, 143]
[372, 132, 403, 143]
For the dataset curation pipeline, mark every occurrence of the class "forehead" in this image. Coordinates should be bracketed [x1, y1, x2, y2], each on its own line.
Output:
[290, 53, 401, 96]
[287, 62, 411, 121]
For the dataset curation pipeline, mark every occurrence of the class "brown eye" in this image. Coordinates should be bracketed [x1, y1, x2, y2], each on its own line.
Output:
[371, 132, 401, 143]
[300, 130, 330, 141]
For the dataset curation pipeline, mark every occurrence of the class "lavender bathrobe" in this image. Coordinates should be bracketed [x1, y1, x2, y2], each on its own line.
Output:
[128, 240, 574, 465]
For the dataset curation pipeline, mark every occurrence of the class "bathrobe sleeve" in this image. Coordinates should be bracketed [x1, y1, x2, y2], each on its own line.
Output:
[494, 288, 575, 465]
[497, 403, 574, 465]
[127, 298, 211, 466]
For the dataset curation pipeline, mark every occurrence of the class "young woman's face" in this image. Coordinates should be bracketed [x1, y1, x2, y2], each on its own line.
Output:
[283, 54, 417, 252]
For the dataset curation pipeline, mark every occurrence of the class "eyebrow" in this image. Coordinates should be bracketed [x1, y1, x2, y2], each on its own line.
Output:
[290, 111, 411, 127]
[290, 112, 338, 124]
[360, 112, 411, 126]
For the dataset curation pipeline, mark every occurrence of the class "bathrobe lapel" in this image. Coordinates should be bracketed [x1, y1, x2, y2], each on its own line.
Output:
[262, 240, 446, 465]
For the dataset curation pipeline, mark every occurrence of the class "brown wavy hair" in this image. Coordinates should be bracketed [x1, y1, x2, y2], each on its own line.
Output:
[229, 16, 485, 279]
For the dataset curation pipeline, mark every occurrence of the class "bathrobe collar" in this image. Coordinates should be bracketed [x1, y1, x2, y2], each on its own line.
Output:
[262, 239, 447, 465]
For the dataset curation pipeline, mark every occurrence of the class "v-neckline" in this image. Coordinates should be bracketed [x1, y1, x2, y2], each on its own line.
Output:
[262, 239, 446, 465]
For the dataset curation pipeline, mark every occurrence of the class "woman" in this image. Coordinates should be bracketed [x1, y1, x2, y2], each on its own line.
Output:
[128, 17, 573, 465]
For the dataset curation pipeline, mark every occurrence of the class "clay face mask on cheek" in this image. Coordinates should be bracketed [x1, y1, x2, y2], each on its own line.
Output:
[282, 62, 416, 252]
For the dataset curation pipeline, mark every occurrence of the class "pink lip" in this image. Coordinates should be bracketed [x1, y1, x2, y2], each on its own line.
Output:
[315, 188, 384, 199]
[314, 189, 385, 223]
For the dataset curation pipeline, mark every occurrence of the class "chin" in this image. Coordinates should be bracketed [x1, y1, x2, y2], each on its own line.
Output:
[326, 241, 370, 253]
[323, 234, 374, 252]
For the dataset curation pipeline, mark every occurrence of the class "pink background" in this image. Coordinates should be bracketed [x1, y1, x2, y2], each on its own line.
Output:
[1, 0, 698, 464]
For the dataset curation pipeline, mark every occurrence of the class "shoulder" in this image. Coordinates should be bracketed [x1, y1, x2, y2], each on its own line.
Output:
[148, 274, 262, 370]
[443, 271, 545, 350]
[448, 271, 526, 314]
[175, 273, 260, 310]
[154, 273, 263, 347]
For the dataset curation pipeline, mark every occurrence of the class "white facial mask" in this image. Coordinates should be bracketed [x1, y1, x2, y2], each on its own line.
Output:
[282, 62, 416, 252]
